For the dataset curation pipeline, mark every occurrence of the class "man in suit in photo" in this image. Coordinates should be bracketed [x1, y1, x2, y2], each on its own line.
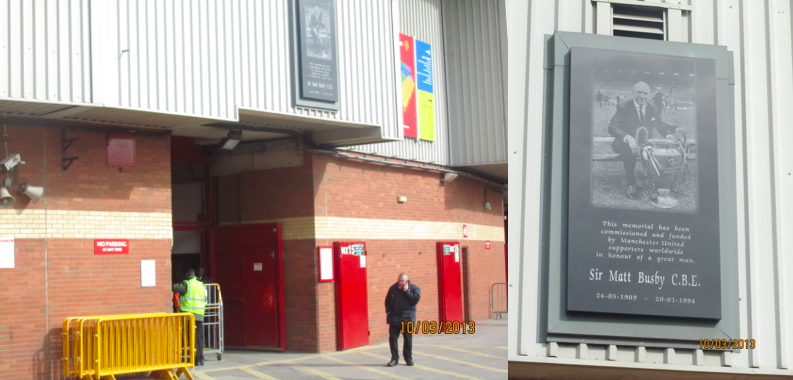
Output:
[608, 81, 677, 200]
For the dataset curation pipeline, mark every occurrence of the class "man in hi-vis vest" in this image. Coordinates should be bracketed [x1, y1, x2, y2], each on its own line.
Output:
[173, 268, 206, 366]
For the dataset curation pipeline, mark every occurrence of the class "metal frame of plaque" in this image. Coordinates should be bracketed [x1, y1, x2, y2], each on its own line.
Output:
[537, 32, 739, 350]
[290, 0, 340, 111]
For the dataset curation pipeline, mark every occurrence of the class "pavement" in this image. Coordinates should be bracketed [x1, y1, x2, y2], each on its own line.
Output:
[188, 315, 507, 380]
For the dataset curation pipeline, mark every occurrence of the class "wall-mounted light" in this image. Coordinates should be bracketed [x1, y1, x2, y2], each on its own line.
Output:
[397, 196, 407, 203]
[442, 173, 458, 182]
[219, 130, 242, 150]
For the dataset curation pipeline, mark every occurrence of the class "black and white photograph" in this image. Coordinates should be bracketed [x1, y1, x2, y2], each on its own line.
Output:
[589, 53, 699, 214]
[566, 47, 722, 319]
[302, 1, 333, 61]
[294, 0, 339, 104]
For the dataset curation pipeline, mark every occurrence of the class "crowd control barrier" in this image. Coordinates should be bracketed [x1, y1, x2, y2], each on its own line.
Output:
[491, 282, 508, 319]
[63, 312, 196, 380]
[203, 283, 224, 361]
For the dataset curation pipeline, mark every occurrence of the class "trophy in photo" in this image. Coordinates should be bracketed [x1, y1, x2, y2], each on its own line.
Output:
[635, 126, 691, 208]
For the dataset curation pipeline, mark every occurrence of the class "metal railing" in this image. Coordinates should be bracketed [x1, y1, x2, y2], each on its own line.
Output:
[63, 313, 196, 380]
[203, 283, 225, 361]
[491, 282, 508, 319]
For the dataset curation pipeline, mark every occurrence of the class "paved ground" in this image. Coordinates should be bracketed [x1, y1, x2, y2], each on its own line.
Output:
[189, 315, 507, 380]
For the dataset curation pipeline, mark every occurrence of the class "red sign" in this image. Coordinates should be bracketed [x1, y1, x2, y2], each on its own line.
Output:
[94, 239, 130, 254]
[462, 224, 468, 239]
[485, 241, 491, 250]
[399, 33, 418, 139]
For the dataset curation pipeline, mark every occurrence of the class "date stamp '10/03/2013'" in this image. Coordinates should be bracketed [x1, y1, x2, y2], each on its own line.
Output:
[400, 321, 475, 334]
[700, 339, 756, 350]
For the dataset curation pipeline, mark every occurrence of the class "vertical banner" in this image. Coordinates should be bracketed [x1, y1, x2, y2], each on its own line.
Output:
[415, 39, 435, 142]
[296, 0, 339, 105]
[399, 33, 418, 139]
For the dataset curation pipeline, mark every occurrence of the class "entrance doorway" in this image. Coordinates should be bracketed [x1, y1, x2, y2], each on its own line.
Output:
[436, 242, 464, 322]
[211, 223, 285, 349]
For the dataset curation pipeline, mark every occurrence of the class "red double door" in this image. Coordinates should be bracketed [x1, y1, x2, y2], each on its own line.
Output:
[211, 224, 284, 349]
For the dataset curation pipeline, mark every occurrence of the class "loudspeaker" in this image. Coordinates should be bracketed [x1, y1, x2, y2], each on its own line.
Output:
[19, 183, 44, 203]
[0, 187, 15, 209]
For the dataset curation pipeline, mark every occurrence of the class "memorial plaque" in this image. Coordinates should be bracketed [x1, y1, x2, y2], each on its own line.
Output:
[295, 0, 339, 105]
[566, 47, 721, 319]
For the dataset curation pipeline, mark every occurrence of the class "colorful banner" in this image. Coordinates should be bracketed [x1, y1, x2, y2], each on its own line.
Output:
[415, 39, 435, 141]
[399, 34, 418, 139]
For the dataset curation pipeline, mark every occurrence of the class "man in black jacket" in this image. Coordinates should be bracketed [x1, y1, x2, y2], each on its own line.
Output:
[384, 273, 421, 367]
[608, 81, 676, 200]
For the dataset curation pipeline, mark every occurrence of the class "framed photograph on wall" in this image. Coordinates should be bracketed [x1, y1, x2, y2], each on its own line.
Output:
[567, 47, 720, 319]
[291, 0, 340, 110]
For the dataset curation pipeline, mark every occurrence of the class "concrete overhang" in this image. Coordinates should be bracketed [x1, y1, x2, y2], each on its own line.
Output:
[0, 99, 391, 147]
[453, 162, 508, 184]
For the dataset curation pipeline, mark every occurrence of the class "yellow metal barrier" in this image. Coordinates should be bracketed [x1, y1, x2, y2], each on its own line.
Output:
[63, 313, 196, 380]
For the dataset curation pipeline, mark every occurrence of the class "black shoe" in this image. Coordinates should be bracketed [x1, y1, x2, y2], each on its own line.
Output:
[405, 360, 414, 366]
[387, 360, 398, 367]
[626, 184, 639, 200]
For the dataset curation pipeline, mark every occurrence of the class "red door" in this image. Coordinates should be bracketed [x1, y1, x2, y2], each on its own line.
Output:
[334, 242, 369, 350]
[437, 242, 463, 322]
[211, 224, 284, 349]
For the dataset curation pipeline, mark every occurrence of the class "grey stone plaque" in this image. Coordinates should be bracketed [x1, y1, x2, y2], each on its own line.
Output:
[566, 47, 721, 319]
[294, 0, 339, 108]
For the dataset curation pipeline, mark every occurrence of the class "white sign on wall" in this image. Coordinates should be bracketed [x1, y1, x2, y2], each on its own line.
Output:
[0, 238, 14, 268]
[140, 260, 156, 287]
[318, 246, 334, 282]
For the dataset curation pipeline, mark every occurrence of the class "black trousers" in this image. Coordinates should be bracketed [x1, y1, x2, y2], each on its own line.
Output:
[613, 139, 637, 185]
[195, 321, 204, 363]
[389, 323, 413, 361]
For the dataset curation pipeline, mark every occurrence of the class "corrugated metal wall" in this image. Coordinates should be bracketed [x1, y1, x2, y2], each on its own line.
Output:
[2, 0, 398, 135]
[443, 0, 507, 166]
[96, 0, 237, 119]
[233, 0, 399, 136]
[509, 0, 793, 374]
[92, 0, 400, 132]
[0, 0, 92, 104]
[345, 0, 450, 165]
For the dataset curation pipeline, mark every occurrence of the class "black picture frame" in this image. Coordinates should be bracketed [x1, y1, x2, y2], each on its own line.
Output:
[290, 0, 340, 110]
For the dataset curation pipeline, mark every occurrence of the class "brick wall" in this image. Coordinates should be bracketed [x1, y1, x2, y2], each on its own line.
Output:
[0, 122, 173, 380]
[216, 154, 321, 352]
[313, 153, 505, 349]
[213, 151, 505, 353]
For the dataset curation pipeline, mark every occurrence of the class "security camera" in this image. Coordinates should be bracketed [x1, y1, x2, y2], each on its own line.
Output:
[0, 154, 21, 172]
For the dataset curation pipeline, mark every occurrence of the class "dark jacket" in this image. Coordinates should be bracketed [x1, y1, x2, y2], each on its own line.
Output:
[608, 100, 673, 149]
[384, 281, 421, 325]
[196, 275, 212, 284]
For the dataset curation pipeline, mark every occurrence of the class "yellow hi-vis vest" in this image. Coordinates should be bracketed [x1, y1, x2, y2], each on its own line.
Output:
[180, 278, 206, 316]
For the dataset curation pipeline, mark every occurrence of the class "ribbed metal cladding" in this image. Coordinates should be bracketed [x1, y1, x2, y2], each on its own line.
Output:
[235, 0, 399, 138]
[443, 0, 507, 166]
[346, 0, 450, 165]
[0, 0, 92, 104]
[509, 0, 793, 371]
[95, 0, 399, 134]
[111, 0, 237, 120]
